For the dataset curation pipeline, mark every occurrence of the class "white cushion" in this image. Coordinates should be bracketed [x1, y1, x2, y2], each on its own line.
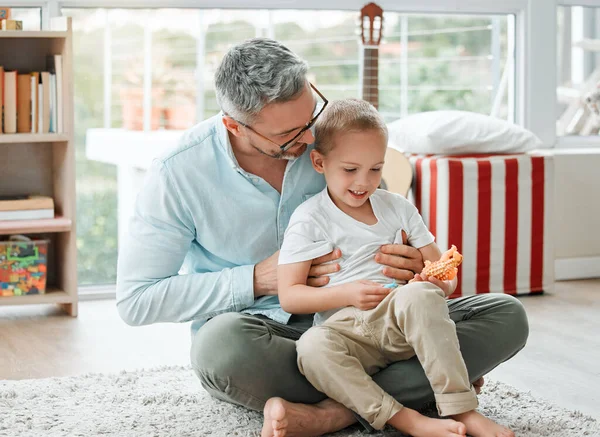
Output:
[387, 110, 543, 155]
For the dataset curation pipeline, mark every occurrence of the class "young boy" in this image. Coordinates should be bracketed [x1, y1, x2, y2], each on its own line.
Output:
[276, 99, 514, 437]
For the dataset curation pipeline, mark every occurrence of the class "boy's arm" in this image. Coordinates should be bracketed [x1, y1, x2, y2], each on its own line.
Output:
[278, 261, 390, 313]
[277, 260, 349, 314]
[278, 261, 350, 314]
[416, 243, 457, 297]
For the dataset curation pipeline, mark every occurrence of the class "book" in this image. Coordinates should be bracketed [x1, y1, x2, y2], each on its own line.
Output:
[40, 71, 50, 133]
[47, 55, 63, 133]
[38, 82, 43, 134]
[30, 73, 39, 133]
[0, 195, 54, 221]
[49, 73, 56, 133]
[0, 65, 3, 134]
[3, 70, 16, 133]
[17, 74, 32, 133]
[0, 194, 54, 211]
[0, 209, 54, 221]
[1, 19, 21, 30]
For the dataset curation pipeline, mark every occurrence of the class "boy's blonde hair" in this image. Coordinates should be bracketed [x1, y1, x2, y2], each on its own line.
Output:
[314, 98, 388, 155]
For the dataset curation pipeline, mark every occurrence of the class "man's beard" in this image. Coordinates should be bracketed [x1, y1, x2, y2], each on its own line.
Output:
[249, 140, 308, 160]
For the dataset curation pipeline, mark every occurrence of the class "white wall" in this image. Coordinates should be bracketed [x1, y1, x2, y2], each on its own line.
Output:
[553, 149, 600, 280]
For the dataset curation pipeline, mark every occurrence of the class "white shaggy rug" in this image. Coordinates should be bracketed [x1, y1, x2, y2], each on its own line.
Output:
[1, 366, 599, 437]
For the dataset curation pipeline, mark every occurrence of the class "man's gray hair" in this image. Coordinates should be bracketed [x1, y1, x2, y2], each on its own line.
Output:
[215, 38, 309, 125]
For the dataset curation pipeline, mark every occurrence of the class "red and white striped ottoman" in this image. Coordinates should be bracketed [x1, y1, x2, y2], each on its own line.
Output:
[408, 153, 554, 299]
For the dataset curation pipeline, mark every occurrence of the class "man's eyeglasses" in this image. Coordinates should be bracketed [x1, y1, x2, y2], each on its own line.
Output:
[234, 82, 328, 152]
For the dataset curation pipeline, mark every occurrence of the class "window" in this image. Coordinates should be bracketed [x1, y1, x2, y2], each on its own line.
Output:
[378, 13, 514, 123]
[557, 5, 600, 137]
[63, 7, 516, 286]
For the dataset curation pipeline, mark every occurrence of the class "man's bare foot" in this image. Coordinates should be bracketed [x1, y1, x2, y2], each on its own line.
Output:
[261, 397, 356, 437]
[452, 410, 514, 437]
[473, 376, 485, 395]
[388, 407, 466, 437]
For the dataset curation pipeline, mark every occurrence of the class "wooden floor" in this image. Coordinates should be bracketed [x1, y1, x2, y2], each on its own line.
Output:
[1, 279, 599, 420]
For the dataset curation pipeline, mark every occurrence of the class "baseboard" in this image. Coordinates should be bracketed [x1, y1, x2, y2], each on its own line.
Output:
[555, 257, 600, 280]
[78, 284, 116, 301]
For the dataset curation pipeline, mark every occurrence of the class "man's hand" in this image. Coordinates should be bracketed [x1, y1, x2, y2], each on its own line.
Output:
[376, 230, 424, 281]
[345, 280, 391, 310]
[253, 251, 280, 298]
[307, 248, 342, 287]
[254, 248, 343, 298]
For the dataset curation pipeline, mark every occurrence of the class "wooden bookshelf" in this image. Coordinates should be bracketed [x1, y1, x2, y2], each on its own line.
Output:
[0, 133, 69, 143]
[0, 216, 72, 235]
[0, 288, 71, 305]
[0, 17, 77, 316]
[0, 31, 69, 39]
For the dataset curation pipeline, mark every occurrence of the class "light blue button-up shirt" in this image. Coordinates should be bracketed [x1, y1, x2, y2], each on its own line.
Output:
[116, 113, 325, 334]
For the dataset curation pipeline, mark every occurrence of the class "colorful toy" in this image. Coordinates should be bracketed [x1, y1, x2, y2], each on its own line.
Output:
[0, 235, 48, 297]
[420, 245, 463, 281]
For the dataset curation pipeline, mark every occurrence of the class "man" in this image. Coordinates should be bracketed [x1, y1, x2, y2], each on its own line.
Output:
[116, 38, 528, 437]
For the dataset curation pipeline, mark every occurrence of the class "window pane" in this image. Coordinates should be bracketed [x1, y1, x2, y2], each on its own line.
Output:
[273, 10, 359, 101]
[557, 6, 600, 137]
[65, 8, 118, 285]
[152, 10, 201, 129]
[64, 8, 515, 286]
[380, 13, 513, 123]
[4, 7, 41, 30]
[203, 9, 262, 119]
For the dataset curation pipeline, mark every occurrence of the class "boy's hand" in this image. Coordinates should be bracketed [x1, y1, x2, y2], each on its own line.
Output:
[376, 230, 424, 281]
[345, 280, 391, 310]
[411, 273, 453, 297]
[307, 248, 342, 287]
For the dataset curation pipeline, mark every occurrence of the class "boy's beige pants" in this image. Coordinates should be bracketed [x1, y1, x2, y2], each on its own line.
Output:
[296, 281, 478, 430]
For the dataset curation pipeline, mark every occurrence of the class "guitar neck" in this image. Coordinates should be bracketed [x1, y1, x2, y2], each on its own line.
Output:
[362, 46, 379, 109]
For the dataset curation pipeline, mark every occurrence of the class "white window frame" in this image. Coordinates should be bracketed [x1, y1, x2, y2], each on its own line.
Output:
[12, 0, 562, 148]
[557, 0, 600, 148]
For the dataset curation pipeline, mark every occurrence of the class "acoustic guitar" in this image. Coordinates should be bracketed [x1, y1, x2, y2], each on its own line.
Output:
[359, 3, 413, 197]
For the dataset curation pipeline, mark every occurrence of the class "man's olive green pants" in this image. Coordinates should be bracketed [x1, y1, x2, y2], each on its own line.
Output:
[191, 293, 528, 432]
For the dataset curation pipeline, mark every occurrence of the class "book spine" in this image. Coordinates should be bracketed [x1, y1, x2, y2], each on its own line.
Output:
[17, 74, 32, 133]
[0, 65, 3, 134]
[3, 71, 17, 134]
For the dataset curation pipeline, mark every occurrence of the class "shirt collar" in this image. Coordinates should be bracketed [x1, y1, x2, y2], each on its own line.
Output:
[215, 112, 243, 171]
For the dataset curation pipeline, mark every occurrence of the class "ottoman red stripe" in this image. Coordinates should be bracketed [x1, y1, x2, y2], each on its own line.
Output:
[448, 159, 464, 298]
[477, 160, 492, 293]
[429, 159, 438, 237]
[415, 158, 423, 213]
[504, 158, 519, 293]
[530, 156, 545, 291]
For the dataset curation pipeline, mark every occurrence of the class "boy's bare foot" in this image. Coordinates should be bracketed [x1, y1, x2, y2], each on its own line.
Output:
[452, 410, 514, 437]
[388, 407, 467, 437]
[261, 397, 356, 437]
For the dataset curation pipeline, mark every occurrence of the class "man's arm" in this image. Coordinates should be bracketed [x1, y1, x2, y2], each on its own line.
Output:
[116, 160, 255, 326]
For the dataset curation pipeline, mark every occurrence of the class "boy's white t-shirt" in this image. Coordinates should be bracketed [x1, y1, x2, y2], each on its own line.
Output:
[279, 188, 435, 325]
